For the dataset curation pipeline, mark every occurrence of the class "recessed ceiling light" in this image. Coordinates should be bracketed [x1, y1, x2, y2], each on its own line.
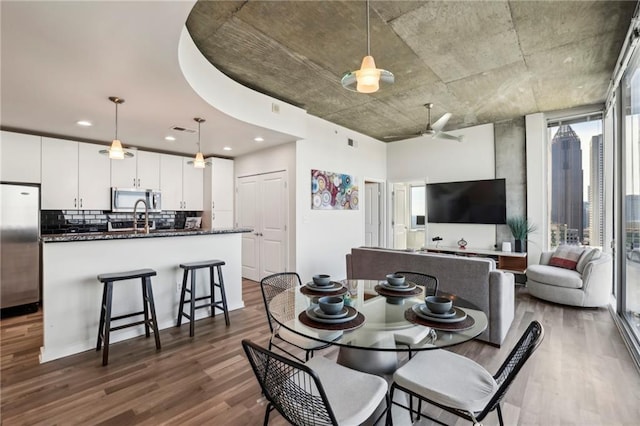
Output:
[76, 120, 92, 127]
[164, 136, 176, 141]
[254, 137, 264, 142]
[223, 146, 232, 151]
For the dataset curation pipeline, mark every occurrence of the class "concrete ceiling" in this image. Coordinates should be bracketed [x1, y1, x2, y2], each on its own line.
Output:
[0, 1, 297, 158]
[187, 0, 636, 141]
[0, 1, 636, 159]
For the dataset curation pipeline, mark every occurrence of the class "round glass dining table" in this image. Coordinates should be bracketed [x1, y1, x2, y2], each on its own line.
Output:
[268, 279, 488, 374]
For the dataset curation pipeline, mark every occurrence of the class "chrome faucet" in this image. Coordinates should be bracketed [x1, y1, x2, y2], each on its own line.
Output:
[133, 198, 150, 234]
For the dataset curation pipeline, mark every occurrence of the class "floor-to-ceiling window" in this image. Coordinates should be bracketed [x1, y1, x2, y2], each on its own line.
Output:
[621, 48, 640, 344]
[547, 114, 604, 248]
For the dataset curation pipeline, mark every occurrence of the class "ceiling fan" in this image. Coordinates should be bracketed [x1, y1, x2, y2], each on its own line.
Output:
[384, 103, 463, 142]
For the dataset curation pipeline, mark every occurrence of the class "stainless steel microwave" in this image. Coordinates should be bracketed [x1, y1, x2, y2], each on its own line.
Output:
[111, 188, 161, 212]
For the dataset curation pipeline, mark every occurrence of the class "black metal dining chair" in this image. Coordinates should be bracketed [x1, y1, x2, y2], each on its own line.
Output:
[388, 320, 544, 425]
[242, 339, 389, 426]
[394, 271, 439, 296]
[259, 272, 337, 362]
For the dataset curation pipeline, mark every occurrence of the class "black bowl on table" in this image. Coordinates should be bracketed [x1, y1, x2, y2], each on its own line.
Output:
[318, 296, 344, 315]
[385, 273, 406, 286]
[312, 274, 332, 286]
[425, 296, 453, 314]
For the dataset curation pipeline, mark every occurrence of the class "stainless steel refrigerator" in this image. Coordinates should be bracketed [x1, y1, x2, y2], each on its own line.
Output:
[1, 183, 40, 309]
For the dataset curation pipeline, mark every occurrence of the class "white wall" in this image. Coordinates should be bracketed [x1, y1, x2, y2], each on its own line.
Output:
[296, 115, 387, 282]
[41, 233, 243, 362]
[525, 113, 547, 266]
[235, 142, 297, 272]
[386, 123, 498, 250]
[178, 28, 307, 139]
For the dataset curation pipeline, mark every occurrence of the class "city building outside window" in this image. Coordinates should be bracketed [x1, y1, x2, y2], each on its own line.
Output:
[547, 115, 604, 248]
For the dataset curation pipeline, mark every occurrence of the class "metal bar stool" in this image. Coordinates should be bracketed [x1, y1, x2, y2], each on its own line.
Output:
[176, 259, 230, 336]
[96, 268, 161, 366]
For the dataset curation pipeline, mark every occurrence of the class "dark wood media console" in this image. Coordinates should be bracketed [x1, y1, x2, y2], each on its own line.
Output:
[425, 245, 527, 274]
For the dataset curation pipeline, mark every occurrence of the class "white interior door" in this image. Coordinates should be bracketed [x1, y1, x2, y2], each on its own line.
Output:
[393, 183, 408, 249]
[259, 171, 287, 278]
[365, 182, 381, 247]
[237, 171, 288, 281]
[237, 177, 260, 281]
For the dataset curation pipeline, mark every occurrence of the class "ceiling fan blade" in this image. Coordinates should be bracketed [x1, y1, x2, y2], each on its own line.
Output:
[433, 131, 463, 142]
[431, 112, 451, 132]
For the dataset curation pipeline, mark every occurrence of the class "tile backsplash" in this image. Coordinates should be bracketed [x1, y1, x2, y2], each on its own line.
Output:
[41, 210, 200, 235]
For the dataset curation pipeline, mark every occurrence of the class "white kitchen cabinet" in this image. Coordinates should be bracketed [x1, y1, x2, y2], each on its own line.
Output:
[159, 153, 202, 211]
[136, 151, 160, 189]
[182, 157, 204, 211]
[110, 151, 137, 188]
[41, 138, 110, 210]
[203, 157, 234, 228]
[211, 157, 234, 211]
[111, 150, 160, 189]
[78, 143, 111, 210]
[42, 138, 78, 209]
[159, 154, 183, 210]
[0, 131, 41, 183]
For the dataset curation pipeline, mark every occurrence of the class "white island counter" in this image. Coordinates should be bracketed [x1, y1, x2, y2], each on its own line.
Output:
[40, 228, 251, 363]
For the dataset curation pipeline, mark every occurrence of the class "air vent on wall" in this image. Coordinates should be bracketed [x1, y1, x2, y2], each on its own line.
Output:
[170, 126, 196, 133]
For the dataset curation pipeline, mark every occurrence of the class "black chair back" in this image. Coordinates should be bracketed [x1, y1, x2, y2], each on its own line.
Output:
[483, 320, 545, 417]
[259, 272, 302, 333]
[242, 339, 338, 426]
[395, 271, 439, 296]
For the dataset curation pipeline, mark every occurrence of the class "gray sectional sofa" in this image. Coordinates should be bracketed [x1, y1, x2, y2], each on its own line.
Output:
[345, 247, 515, 346]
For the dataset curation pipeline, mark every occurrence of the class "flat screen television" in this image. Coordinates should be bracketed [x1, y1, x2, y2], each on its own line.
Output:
[427, 178, 506, 224]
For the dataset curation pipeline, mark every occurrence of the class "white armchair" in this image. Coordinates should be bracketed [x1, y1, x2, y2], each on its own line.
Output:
[526, 249, 612, 307]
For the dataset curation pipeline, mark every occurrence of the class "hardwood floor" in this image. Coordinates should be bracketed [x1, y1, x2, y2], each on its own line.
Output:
[1, 280, 639, 425]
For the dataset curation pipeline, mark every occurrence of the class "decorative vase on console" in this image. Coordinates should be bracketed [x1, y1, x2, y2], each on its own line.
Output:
[507, 216, 537, 253]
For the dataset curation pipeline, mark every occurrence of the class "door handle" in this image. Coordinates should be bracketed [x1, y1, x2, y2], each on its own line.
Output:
[74, 197, 77, 208]
[133, 178, 136, 187]
[80, 198, 83, 208]
[254, 232, 260, 236]
[137, 178, 140, 187]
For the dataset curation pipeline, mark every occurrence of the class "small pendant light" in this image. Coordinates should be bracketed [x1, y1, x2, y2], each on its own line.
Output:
[99, 96, 133, 159]
[193, 117, 206, 168]
[341, 0, 394, 93]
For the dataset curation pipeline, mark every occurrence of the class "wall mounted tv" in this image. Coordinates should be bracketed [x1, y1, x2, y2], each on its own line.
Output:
[427, 178, 507, 224]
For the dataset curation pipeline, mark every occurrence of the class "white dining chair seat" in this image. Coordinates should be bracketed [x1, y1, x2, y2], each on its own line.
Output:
[394, 325, 433, 345]
[393, 349, 498, 413]
[306, 355, 388, 425]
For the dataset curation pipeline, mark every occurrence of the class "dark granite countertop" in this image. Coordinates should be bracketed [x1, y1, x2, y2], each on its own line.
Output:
[41, 227, 253, 243]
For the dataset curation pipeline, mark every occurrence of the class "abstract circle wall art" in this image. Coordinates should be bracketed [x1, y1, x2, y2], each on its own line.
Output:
[311, 169, 359, 210]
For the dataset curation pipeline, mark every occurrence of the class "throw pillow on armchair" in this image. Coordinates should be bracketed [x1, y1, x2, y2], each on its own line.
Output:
[548, 245, 584, 270]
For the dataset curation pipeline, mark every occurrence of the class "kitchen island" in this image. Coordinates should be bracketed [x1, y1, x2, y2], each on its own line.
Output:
[40, 228, 251, 363]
